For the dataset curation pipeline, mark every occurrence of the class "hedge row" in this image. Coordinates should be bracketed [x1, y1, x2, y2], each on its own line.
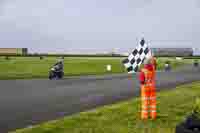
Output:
[0, 54, 198, 58]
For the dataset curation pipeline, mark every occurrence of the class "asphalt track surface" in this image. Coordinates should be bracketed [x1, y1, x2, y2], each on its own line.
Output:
[1, 66, 200, 132]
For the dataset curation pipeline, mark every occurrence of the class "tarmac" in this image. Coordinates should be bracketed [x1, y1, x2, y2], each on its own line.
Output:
[1, 66, 200, 132]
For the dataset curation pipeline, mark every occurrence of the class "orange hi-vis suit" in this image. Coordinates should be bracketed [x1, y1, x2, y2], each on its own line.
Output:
[139, 60, 157, 120]
[151, 57, 157, 89]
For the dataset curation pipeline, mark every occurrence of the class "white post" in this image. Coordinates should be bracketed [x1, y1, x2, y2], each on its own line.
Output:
[106, 65, 112, 72]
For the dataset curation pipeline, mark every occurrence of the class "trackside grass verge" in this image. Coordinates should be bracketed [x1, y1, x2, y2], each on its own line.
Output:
[0, 57, 190, 80]
[12, 82, 200, 133]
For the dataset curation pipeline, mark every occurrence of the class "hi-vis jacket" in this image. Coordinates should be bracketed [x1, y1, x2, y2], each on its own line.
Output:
[139, 63, 157, 119]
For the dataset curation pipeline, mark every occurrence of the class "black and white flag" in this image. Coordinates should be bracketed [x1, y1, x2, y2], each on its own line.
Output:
[122, 39, 151, 73]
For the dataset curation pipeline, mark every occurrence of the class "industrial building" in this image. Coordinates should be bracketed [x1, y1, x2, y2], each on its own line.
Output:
[0, 48, 28, 55]
[151, 48, 193, 57]
[120, 48, 194, 57]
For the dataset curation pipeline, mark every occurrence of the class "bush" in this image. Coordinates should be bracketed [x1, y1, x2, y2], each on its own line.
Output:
[193, 98, 200, 119]
[193, 60, 199, 67]
[175, 98, 200, 133]
[5, 56, 10, 60]
[165, 60, 171, 64]
[39, 56, 44, 60]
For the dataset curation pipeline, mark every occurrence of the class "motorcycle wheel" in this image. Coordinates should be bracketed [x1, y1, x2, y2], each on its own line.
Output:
[57, 72, 64, 79]
[49, 71, 54, 80]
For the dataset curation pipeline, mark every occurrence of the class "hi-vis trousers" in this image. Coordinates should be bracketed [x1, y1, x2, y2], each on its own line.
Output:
[141, 84, 157, 120]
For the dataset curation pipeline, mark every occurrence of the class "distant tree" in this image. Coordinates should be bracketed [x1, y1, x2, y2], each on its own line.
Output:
[34, 53, 39, 56]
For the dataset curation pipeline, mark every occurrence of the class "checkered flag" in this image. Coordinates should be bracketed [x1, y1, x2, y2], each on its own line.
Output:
[122, 39, 151, 73]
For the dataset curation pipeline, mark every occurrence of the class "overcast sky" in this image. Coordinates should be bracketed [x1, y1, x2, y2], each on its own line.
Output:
[0, 0, 200, 53]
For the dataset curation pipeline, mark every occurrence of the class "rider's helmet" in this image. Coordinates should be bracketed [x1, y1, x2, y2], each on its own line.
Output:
[57, 58, 64, 64]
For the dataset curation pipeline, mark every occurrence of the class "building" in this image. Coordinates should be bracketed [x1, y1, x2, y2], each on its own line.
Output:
[0, 48, 28, 55]
[193, 48, 200, 56]
[151, 48, 193, 57]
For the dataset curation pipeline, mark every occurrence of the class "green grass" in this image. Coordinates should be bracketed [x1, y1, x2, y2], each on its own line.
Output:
[0, 57, 124, 79]
[0, 56, 191, 80]
[12, 82, 200, 133]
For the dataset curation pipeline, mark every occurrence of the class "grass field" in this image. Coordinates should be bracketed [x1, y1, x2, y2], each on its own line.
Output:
[12, 82, 200, 133]
[0, 56, 192, 79]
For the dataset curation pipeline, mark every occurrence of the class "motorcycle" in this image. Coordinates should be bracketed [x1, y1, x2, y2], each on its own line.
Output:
[49, 65, 64, 80]
[164, 63, 171, 71]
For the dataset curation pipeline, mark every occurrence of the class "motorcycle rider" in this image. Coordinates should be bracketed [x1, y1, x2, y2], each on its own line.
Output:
[54, 59, 64, 71]
[51, 58, 64, 79]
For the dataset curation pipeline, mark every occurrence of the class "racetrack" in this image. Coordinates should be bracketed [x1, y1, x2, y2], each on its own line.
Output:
[1, 66, 200, 133]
